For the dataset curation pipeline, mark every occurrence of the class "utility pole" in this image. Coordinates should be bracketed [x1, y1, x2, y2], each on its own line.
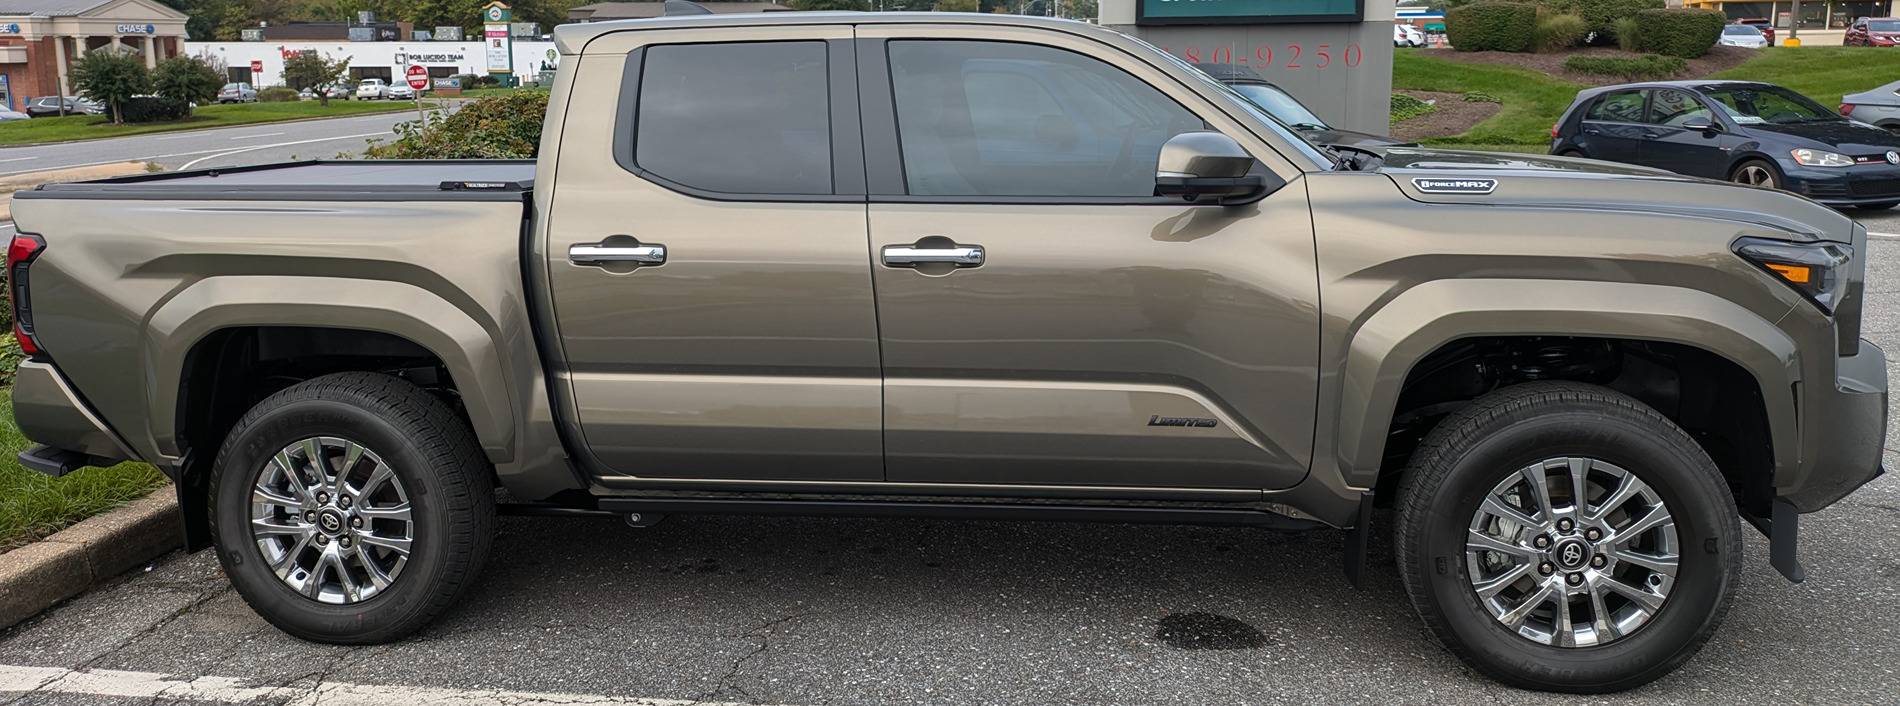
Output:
[1786, 0, 1801, 45]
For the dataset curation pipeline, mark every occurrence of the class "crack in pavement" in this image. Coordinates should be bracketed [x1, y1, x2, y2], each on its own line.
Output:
[0, 578, 232, 705]
[689, 612, 817, 706]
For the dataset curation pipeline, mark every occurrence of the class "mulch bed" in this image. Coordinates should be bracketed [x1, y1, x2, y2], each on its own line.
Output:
[1417, 46, 1758, 86]
[1391, 90, 1504, 142]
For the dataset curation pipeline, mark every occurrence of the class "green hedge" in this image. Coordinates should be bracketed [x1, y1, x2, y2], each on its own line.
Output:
[120, 96, 189, 123]
[1572, 0, 1665, 44]
[1534, 13, 1591, 52]
[1448, 2, 1539, 52]
[1633, 8, 1726, 57]
[1563, 53, 1688, 79]
[257, 86, 300, 102]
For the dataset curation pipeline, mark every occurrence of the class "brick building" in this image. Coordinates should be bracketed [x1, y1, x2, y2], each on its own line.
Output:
[0, 0, 188, 111]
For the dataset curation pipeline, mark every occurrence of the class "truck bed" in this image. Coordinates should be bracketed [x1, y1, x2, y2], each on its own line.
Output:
[19, 160, 535, 201]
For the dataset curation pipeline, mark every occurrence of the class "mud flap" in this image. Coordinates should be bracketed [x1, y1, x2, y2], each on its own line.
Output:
[1743, 498, 1805, 583]
[1343, 490, 1375, 589]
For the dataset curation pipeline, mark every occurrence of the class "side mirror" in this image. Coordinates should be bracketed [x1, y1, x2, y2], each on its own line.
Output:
[1155, 132, 1271, 205]
[1681, 117, 1719, 133]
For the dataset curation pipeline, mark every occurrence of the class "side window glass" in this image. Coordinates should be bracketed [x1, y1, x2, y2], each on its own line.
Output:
[1586, 90, 1647, 123]
[1646, 89, 1712, 126]
[887, 40, 1206, 198]
[634, 41, 831, 195]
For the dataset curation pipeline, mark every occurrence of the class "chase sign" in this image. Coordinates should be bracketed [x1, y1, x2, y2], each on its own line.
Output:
[114, 24, 157, 34]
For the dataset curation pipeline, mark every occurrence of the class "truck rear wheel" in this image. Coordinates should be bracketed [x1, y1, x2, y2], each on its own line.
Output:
[208, 372, 495, 644]
[1394, 382, 1742, 692]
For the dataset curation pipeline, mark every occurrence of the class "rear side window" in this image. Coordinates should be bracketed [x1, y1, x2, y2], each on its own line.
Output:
[886, 40, 1204, 198]
[1586, 90, 1647, 123]
[1646, 89, 1712, 126]
[635, 41, 831, 195]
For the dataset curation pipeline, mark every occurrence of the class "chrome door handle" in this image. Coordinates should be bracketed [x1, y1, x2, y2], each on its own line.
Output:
[569, 242, 666, 266]
[882, 244, 984, 267]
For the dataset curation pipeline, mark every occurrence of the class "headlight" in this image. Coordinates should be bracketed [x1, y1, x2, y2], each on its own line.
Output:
[1790, 148, 1855, 167]
[1734, 237, 1853, 313]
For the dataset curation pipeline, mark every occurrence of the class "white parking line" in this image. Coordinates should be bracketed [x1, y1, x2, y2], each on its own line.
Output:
[229, 131, 286, 140]
[0, 156, 37, 164]
[1869, 231, 1900, 240]
[0, 664, 776, 706]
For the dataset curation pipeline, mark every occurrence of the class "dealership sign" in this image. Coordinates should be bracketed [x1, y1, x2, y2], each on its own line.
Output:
[395, 50, 467, 64]
[482, 1, 513, 75]
[1137, 0, 1363, 24]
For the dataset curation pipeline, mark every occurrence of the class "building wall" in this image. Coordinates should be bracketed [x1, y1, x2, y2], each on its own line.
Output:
[1100, 0, 1397, 136]
[187, 40, 559, 87]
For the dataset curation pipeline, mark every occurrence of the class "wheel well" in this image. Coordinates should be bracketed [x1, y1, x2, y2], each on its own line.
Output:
[1376, 336, 1774, 517]
[173, 326, 469, 549]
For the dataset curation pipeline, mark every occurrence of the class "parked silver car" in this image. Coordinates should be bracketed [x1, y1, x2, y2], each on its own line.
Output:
[217, 82, 257, 104]
[1842, 79, 1900, 133]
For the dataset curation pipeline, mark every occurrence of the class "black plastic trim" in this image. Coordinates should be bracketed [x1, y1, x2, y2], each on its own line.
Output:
[18, 159, 536, 202]
[596, 496, 1322, 529]
[17, 444, 108, 478]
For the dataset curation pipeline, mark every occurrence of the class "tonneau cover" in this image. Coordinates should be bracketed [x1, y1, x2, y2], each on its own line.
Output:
[17, 159, 535, 201]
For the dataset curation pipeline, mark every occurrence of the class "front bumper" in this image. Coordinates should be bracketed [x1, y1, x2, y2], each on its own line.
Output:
[1786, 339, 1888, 511]
[1781, 161, 1900, 206]
[11, 360, 134, 474]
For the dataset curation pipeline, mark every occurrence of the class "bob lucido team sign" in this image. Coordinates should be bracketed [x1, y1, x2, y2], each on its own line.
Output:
[1137, 0, 1365, 24]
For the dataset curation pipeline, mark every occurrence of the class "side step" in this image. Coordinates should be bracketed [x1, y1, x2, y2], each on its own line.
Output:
[591, 497, 1323, 530]
[17, 444, 97, 477]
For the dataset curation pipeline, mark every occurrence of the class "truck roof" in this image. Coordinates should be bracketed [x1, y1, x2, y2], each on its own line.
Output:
[553, 11, 1114, 54]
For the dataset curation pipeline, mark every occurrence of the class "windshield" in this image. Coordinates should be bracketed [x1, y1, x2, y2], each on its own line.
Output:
[1124, 36, 1337, 168]
[1872, 20, 1900, 31]
[1702, 85, 1839, 125]
[221, 83, 242, 90]
[1229, 83, 1330, 129]
[1723, 25, 1759, 35]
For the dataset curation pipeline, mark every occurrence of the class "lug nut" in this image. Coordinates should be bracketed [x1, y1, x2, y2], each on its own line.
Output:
[314, 534, 329, 545]
[316, 492, 330, 505]
[339, 495, 352, 509]
[1557, 518, 1575, 532]
[1567, 572, 1584, 586]
[1539, 562, 1555, 576]
[1533, 535, 1551, 549]
[303, 511, 316, 522]
[1591, 555, 1607, 569]
[350, 517, 364, 529]
[338, 537, 352, 548]
[1584, 528, 1602, 542]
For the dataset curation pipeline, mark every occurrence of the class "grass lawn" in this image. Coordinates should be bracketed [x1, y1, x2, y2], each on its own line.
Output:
[1392, 51, 1582, 152]
[1714, 47, 1900, 109]
[1394, 46, 1900, 153]
[0, 100, 434, 147]
[0, 386, 168, 552]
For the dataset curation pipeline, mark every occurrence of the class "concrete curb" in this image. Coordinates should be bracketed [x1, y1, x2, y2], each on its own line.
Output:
[0, 491, 180, 630]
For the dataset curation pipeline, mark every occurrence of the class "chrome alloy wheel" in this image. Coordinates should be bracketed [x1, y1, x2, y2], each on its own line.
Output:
[1465, 457, 1679, 647]
[1733, 164, 1777, 188]
[249, 437, 413, 604]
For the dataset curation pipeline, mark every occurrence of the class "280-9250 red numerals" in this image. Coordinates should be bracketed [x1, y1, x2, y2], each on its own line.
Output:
[1164, 43, 1364, 71]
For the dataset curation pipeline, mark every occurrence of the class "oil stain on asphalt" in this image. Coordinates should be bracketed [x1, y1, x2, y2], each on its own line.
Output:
[1154, 612, 1271, 650]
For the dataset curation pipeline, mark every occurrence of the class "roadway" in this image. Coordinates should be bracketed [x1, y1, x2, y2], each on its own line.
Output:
[0, 107, 439, 178]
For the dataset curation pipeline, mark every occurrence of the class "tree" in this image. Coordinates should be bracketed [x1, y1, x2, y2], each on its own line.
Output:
[934, 0, 978, 10]
[283, 50, 352, 106]
[71, 49, 151, 124]
[153, 56, 223, 108]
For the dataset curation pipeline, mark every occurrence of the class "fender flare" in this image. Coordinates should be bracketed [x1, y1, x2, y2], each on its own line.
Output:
[145, 275, 518, 465]
[1332, 279, 1800, 489]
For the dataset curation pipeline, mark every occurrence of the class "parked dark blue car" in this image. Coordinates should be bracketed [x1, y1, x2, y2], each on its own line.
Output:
[1551, 80, 1900, 209]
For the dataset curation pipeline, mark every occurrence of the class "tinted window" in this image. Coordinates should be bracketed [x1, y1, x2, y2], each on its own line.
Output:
[1586, 90, 1647, 122]
[1723, 25, 1758, 35]
[1703, 85, 1836, 125]
[636, 41, 831, 195]
[1872, 20, 1900, 31]
[888, 40, 1204, 198]
[1646, 89, 1712, 126]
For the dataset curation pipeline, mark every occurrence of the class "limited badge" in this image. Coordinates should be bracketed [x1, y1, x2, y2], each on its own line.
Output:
[1412, 177, 1499, 194]
[1886, 151, 1898, 165]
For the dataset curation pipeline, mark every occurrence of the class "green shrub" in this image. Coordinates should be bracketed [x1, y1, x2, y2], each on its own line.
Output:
[152, 56, 220, 107]
[1447, 2, 1539, 52]
[1463, 91, 1502, 102]
[1392, 93, 1438, 122]
[257, 86, 300, 102]
[1613, 16, 1642, 50]
[1632, 8, 1726, 58]
[1563, 53, 1688, 79]
[365, 91, 547, 158]
[119, 96, 189, 123]
[1534, 13, 1591, 52]
[1572, 0, 1664, 44]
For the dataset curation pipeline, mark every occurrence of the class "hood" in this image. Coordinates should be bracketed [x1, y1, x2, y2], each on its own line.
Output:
[1746, 119, 1900, 153]
[1299, 125, 1412, 149]
[1371, 146, 1851, 241]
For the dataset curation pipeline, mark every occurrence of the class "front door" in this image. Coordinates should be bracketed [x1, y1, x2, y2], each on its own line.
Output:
[858, 29, 1320, 490]
[1638, 88, 1732, 178]
[1579, 88, 1651, 164]
[544, 28, 884, 482]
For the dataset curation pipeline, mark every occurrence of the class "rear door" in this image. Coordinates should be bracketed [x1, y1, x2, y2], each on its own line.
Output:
[1578, 88, 1650, 164]
[543, 27, 884, 483]
[856, 27, 1321, 491]
[1637, 88, 1734, 178]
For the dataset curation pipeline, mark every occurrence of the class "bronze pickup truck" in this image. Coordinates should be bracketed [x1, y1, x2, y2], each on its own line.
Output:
[7, 10, 1887, 694]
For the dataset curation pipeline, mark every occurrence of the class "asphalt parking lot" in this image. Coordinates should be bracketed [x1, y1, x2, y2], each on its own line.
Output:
[0, 240, 1896, 705]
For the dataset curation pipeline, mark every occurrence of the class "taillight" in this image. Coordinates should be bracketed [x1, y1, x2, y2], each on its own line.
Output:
[1550, 122, 1561, 138]
[1841, 103, 1856, 116]
[8, 233, 45, 356]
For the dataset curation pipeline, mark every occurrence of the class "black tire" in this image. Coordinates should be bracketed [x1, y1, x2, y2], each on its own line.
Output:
[1394, 382, 1742, 693]
[1729, 159, 1781, 190]
[209, 372, 495, 644]
[1557, 149, 1587, 158]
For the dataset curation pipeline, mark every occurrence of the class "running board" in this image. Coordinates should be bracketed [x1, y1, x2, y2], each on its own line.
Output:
[589, 497, 1323, 530]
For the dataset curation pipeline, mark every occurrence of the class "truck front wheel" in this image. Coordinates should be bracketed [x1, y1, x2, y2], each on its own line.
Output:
[208, 372, 495, 644]
[1394, 382, 1742, 692]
